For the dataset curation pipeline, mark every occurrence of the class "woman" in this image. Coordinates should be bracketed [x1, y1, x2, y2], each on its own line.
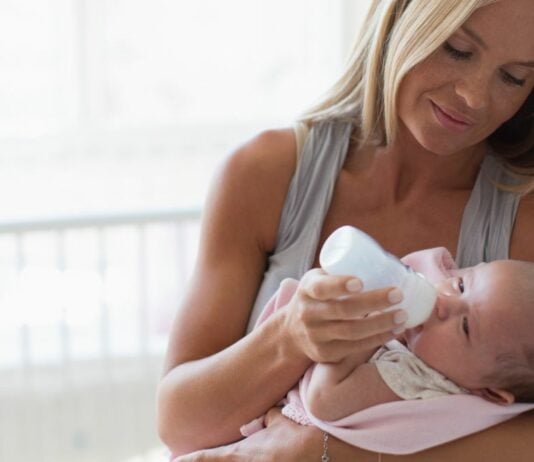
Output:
[158, 0, 534, 460]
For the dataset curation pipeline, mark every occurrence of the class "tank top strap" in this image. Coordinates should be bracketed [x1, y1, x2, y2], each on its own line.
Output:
[455, 154, 521, 267]
[275, 120, 353, 266]
[293, 121, 310, 163]
[246, 120, 352, 330]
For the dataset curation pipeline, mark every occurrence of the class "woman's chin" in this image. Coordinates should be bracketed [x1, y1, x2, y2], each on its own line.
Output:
[400, 122, 467, 156]
[409, 126, 474, 155]
[417, 137, 465, 156]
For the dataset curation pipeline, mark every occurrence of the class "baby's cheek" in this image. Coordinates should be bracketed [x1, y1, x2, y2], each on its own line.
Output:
[410, 333, 444, 367]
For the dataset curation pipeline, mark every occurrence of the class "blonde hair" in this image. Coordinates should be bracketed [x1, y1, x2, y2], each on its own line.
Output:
[300, 0, 534, 194]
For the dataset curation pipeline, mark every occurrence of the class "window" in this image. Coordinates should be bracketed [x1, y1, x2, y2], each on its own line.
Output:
[0, 3, 372, 460]
[0, 0, 369, 220]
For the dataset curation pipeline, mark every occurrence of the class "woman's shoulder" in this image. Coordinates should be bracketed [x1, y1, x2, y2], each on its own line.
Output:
[510, 192, 534, 261]
[208, 127, 299, 252]
[224, 127, 298, 178]
[219, 127, 298, 210]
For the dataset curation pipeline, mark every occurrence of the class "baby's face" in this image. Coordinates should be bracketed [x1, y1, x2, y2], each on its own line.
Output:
[404, 260, 531, 391]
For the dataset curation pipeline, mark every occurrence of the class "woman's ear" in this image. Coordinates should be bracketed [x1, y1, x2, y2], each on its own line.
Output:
[474, 388, 515, 405]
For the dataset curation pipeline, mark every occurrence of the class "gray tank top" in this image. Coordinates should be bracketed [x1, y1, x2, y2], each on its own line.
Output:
[247, 120, 521, 331]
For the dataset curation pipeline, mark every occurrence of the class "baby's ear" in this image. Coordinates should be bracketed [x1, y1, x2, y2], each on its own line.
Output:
[474, 388, 515, 405]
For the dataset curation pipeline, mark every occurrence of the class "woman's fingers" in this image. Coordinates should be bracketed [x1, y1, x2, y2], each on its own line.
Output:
[285, 268, 409, 363]
[299, 269, 362, 301]
[263, 406, 284, 427]
[326, 308, 408, 340]
[299, 269, 404, 319]
[174, 409, 312, 461]
[303, 287, 404, 321]
[172, 446, 236, 461]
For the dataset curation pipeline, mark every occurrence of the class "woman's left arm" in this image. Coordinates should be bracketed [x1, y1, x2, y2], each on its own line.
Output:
[174, 408, 534, 462]
[509, 194, 534, 261]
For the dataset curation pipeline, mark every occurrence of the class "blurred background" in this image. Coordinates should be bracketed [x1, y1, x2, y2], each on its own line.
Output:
[0, 1, 369, 460]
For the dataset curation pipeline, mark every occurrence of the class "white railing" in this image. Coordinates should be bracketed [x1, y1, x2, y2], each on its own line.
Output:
[0, 208, 202, 462]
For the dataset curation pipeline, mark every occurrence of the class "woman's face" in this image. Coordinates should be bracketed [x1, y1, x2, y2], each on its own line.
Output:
[397, 0, 534, 155]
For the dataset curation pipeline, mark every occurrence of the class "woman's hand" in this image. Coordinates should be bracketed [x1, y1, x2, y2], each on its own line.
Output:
[173, 408, 378, 462]
[283, 269, 408, 364]
[171, 409, 316, 461]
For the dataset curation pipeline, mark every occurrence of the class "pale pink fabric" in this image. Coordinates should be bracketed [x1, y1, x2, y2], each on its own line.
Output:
[241, 247, 534, 454]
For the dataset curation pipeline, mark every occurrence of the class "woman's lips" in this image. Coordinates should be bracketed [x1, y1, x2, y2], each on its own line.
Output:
[431, 101, 473, 132]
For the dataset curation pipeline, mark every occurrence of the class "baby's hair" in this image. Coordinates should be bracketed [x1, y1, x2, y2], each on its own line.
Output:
[486, 347, 534, 403]
[483, 261, 534, 403]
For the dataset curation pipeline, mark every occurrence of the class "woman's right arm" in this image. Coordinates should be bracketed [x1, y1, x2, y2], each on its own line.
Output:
[157, 128, 310, 455]
[157, 128, 405, 456]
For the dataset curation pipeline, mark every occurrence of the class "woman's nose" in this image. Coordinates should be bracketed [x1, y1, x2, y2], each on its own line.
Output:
[455, 73, 490, 111]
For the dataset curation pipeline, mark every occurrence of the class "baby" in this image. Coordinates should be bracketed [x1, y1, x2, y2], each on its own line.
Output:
[241, 247, 534, 435]
[306, 254, 534, 423]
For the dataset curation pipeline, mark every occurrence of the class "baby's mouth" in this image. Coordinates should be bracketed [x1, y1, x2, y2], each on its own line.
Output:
[403, 324, 424, 343]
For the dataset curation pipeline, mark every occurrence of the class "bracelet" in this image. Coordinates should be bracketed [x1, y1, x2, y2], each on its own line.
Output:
[321, 431, 330, 462]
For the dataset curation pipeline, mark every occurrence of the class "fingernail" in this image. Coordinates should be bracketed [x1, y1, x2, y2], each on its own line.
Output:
[393, 310, 408, 324]
[388, 288, 403, 304]
[346, 278, 363, 292]
[392, 326, 405, 335]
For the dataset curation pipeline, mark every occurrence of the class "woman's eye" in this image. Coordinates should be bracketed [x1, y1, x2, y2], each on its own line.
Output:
[457, 277, 465, 293]
[500, 70, 526, 87]
[443, 42, 472, 60]
[462, 316, 470, 337]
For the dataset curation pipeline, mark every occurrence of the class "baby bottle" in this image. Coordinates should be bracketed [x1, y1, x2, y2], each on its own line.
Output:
[319, 226, 437, 328]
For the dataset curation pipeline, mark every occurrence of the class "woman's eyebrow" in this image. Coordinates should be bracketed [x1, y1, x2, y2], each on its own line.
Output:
[512, 61, 534, 68]
[461, 25, 534, 68]
[461, 25, 487, 50]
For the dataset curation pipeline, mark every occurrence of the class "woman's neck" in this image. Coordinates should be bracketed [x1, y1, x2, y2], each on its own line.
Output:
[348, 128, 487, 205]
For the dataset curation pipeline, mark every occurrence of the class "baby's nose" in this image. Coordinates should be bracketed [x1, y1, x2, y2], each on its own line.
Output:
[435, 293, 465, 321]
[435, 294, 450, 321]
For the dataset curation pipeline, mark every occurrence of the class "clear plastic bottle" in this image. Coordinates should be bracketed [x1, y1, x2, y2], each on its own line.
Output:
[319, 226, 437, 328]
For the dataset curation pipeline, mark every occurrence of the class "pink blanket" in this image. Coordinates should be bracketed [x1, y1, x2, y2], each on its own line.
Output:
[248, 248, 534, 454]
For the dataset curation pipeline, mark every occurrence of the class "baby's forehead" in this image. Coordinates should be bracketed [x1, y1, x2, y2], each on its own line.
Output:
[480, 260, 534, 333]
[462, 259, 534, 281]
[448, 261, 534, 317]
